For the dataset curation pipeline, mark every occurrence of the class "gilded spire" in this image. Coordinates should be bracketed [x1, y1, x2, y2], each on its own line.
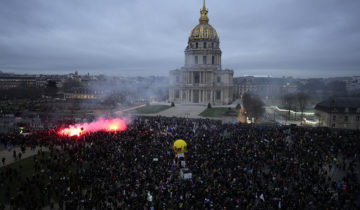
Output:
[199, 0, 209, 24]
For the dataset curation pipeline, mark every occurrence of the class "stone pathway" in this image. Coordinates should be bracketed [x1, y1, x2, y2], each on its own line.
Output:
[145, 104, 208, 118]
[0, 146, 48, 167]
[138, 104, 241, 123]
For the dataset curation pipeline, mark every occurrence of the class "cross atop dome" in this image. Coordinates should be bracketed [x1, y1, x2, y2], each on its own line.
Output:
[190, 0, 218, 40]
[199, 0, 209, 24]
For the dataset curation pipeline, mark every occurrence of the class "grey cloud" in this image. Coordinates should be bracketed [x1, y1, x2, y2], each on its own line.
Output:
[0, 0, 359, 77]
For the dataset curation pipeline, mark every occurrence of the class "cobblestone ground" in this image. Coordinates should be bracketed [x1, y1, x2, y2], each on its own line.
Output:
[0, 146, 49, 167]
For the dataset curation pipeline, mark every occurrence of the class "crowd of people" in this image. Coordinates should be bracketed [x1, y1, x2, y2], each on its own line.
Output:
[0, 116, 359, 209]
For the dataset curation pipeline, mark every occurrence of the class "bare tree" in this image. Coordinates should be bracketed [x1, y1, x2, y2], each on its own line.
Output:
[297, 92, 310, 124]
[242, 93, 252, 113]
[44, 80, 58, 98]
[242, 93, 265, 122]
[282, 93, 296, 121]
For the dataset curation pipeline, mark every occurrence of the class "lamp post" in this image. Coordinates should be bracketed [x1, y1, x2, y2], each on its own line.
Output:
[273, 108, 276, 122]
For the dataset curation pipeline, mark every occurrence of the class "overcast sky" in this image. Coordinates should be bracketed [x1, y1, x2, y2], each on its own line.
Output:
[1, 0, 359, 78]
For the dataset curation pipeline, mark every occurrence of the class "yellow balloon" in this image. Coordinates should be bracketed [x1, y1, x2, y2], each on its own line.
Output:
[173, 139, 187, 154]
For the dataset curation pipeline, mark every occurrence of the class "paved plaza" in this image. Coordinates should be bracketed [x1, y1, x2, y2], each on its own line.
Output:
[155, 104, 207, 118]
[0, 146, 48, 167]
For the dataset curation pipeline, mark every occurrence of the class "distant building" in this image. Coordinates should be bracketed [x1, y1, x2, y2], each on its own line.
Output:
[0, 72, 67, 90]
[169, 1, 233, 104]
[315, 97, 360, 129]
[64, 87, 98, 100]
[0, 74, 46, 89]
[233, 76, 297, 99]
[346, 76, 360, 92]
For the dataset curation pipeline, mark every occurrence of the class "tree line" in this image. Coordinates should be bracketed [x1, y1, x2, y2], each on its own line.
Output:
[281, 92, 310, 122]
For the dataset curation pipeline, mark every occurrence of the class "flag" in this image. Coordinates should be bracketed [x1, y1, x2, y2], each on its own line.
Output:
[260, 193, 265, 202]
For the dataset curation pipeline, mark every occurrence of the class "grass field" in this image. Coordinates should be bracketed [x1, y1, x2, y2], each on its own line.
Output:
[136, 105, 171, 114]
[199, 107, 229, 117]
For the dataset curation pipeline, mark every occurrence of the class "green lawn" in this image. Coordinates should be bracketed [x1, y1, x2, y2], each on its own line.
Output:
[199, 107, 229, 117]
[136, 105, 171, 114]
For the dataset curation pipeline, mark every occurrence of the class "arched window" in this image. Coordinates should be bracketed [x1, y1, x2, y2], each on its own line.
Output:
[204, 42, 207, 48]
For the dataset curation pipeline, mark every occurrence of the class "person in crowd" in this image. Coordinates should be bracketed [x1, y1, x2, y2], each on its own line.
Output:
[0, 116, 359, 209]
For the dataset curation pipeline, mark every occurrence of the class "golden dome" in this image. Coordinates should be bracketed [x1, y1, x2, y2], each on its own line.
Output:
[189, 0, 219, 40]
[190, 23, 218, 40]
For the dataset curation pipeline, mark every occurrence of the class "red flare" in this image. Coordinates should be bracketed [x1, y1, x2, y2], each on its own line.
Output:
[59, 118, 128, 137]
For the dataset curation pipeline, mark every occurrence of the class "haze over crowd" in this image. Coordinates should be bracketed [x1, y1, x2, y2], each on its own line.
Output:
[1, 0, 360, 78]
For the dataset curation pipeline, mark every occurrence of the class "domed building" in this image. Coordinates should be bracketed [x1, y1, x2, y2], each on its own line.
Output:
[169, 0, 233, 104]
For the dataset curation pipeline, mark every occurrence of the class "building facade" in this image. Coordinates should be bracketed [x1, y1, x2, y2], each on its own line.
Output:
[315, 97, 360, 130]
[169, 0, 233, 105]
[233, 76, 298, 100]
[0, 75, 46, 89]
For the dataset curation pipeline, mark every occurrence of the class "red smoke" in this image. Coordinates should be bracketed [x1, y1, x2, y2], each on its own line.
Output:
[59, 118, 128, 137]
